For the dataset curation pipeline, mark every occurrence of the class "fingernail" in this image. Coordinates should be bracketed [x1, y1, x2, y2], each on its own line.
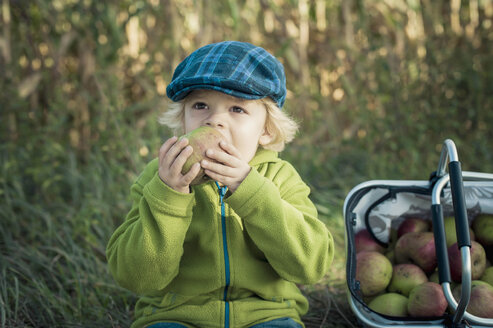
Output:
[206, 149, 213, 156]
[202, 159, 208, 165]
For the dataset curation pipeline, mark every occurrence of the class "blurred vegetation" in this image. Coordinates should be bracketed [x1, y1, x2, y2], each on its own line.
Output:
[1, 0, 493, 326]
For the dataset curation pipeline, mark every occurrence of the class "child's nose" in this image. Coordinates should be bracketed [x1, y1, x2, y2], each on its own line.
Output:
[205, 112, 226, 128]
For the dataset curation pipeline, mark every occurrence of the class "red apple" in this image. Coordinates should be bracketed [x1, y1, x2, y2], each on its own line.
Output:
[448, 241, 486, 282]
[397, 217, 430, 238]
[395, 232, 437, 274]
[468, 283, 493, 318]
[453, 281, 493, 318]
[355, 229, 385, 254]
[407, 282, 447, 317]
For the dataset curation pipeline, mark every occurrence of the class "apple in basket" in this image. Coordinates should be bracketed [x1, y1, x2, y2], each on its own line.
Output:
[368, 293, 408, 317]
[443, 216, 475, 248]
[397, 217, 430, 238]
[428, 270, 440, 284]
[453, 280, 490, 301]
[472, 214, 493, 262]
[354, 229, 385, 253]
[467, 283, 493, 318]
[448, 241, 486, 282]
[387, 263, 428, 297]
[472, 214, 493, 246]
[180, 126, 224, 185]
[407, 282, 447, 317]
[453, 281, 493, 318]
[356, 251, 393, 297]
[481, 266, 493, 286]
[394, 232, 437, 274]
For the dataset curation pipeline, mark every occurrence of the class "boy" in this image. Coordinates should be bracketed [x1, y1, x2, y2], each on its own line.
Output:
[106, 41, 334, 328]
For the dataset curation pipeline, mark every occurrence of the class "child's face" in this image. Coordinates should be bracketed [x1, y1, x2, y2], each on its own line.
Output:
[183, 89, 272, 163]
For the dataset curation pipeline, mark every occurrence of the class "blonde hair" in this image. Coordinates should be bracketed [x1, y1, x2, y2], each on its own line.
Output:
[158, 97, 298, 152]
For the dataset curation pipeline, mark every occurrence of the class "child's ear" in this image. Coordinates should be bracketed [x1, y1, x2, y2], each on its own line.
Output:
[258, 129, 274, 146]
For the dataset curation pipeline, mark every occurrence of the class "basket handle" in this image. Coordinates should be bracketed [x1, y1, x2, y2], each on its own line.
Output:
[434, 139, 470, 248]
[431, 139, 470, 325]
[433, 171, 493, 326]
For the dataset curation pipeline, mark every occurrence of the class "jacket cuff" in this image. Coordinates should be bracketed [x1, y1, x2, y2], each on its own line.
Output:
[143, 173, 195, 217]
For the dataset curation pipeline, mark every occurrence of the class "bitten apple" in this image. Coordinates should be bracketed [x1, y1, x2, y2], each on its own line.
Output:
[180, 126, 224, 185]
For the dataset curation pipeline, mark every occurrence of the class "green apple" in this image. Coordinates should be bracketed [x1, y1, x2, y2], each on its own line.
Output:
[472, 214, 493, 246]
[388, 263, 428, 296]
[472, 214, 493, 262]
[180, 126, 224, 185]
[356, 251, 393, 297]
[368, 293, 408, 317]
[444, 216, 475, 248]
[481, 266, 493, 286]
[429, 270, 439, 284]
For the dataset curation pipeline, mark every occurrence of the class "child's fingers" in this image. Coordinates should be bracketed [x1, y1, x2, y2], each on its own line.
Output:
[159, 136, 178, 162]
[169, 145, 193, 175]
[218, 141, 242, 159]
[201, 159, 234, 178]
[182, 162, 201, 184]
[163, 137, 189, 167]
[205, 148, 240, 168]
[203, 169, 227, 184]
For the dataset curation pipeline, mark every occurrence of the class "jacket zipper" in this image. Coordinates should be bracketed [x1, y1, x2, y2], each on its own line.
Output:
[216, 182, 230, 328]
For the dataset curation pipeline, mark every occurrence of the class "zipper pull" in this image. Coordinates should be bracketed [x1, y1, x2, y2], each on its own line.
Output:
[215, 182, 228, 201]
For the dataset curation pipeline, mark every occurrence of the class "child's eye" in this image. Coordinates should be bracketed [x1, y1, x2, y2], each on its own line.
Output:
[192, 102, 208, 110]
[231, 106, 245, 113]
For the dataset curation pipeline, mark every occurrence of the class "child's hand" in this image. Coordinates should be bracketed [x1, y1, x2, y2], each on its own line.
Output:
[158, 136, 201, 194]
[200, 141, 251, 193]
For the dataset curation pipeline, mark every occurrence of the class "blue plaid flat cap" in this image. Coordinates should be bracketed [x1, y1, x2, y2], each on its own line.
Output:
[166, 41, 287, 108]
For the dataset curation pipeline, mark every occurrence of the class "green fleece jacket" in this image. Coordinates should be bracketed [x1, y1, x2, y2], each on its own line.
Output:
[106, 149, 334, 328]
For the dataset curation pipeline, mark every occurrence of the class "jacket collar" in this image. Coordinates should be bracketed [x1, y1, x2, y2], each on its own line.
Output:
[248, 148, 279, 167]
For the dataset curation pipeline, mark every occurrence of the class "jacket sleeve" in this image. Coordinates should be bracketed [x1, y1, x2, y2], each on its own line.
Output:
[106, 164, 195, 295]
[225, 161, 334, 284]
